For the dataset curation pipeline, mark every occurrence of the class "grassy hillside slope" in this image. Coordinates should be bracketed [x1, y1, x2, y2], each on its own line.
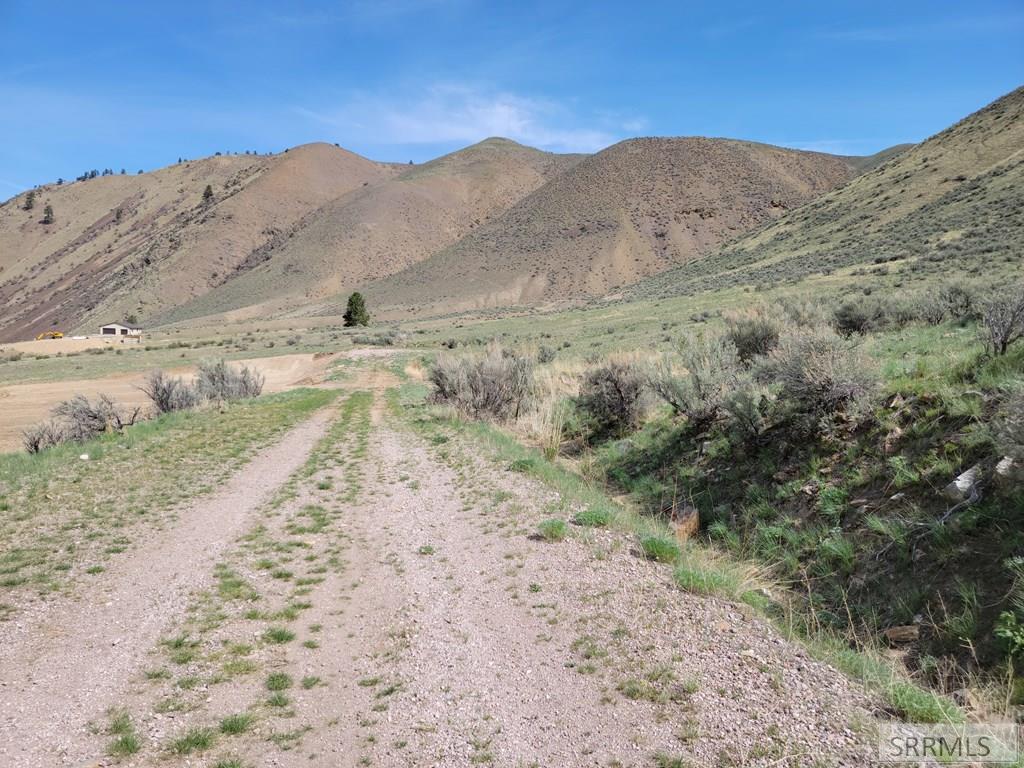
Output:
[634, 86, 1024, 299]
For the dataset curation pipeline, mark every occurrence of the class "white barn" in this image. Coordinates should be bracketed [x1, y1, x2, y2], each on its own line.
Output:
[98, 322, 142, 338]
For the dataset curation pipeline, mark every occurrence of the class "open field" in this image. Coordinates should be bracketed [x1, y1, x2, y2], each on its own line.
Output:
[0, 352, 338, 452]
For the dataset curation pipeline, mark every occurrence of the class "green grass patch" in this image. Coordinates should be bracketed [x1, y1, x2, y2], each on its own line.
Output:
[536, 518, 568, 541]
[639, 534, 680, 563]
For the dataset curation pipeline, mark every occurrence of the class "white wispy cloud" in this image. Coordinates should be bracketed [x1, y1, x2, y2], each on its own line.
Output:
[296, 84, 631, 153]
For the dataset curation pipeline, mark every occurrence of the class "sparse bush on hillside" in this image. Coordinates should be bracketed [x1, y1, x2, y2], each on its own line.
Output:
[537, 345, 557, 364]
[778, 296, 828, 329]
[913, 294, 949, 326]
[832, 299, 887, 337]
[577, 360, 646, 439]
[723, 306, 781, 363]
[429, 343, 533, 420]
[24, 393, 141, 453]
[980, 284, 1024, 356]
[759, 328, 876, 419]
[648, 333, 740, 431]
[937, 283, 977, 323]
[140, 370, 199, 414]
[194, 359, 264, 402]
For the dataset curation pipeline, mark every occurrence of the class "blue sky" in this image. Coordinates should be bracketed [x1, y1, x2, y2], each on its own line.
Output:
[1, 1, 1021, 193]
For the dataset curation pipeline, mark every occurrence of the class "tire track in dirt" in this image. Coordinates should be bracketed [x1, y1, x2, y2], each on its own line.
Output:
[283, 409, 877, 766]
[0, 406, 337, 768]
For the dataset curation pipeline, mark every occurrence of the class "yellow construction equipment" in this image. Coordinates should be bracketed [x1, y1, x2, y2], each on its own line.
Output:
[35, 331, 64, 340]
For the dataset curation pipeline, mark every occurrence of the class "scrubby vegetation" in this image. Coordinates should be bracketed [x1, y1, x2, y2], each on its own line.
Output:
[141, 358, 264, 415]
[429, 342, 533, 420]
[24, 394, 141, 453]
[425, 284, 1024, 709]
[23, 359, 264, 453]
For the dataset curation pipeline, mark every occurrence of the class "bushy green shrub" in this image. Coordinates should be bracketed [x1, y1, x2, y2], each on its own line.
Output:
[758, 328, 877, 419]
[832, 299, 888, 337]
[723, 307, 781, 363]
[721, 379, 773, 441]
[648, 333, 740, 431]
[577, 360, 647, 440]
[537, 518, 568, 541]
[639, 534, 680, 563]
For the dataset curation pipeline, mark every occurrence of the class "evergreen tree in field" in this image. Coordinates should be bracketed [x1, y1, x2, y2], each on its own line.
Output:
[42, 204, 54, 224]
[202, 184, 214, 204]
[343, 292, 370, 327]
[23, 190, 35, 210]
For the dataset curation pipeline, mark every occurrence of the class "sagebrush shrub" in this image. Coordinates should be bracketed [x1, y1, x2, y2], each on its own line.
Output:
[980, 284, 1024, 356]
[832, 299, 889, 337]
[22, 420, 63, 453]
[140, 370, 198, 413]
[577, 360, 646, 439]
[648, 333, 740, 430]
[913, 294, 948, 326]
[759, 328, 876, 418]
[938, 283, 976, 322]
[778, 296, 828, 328]
[429, 342, 533, 420]
[721, 379, 773, 442]
[194, 359, 264, 401]
[723, 307, 781, 363]
[24, 393, 140, 453]
[52, 394, 140, 441]
[352, 329, 404, 346]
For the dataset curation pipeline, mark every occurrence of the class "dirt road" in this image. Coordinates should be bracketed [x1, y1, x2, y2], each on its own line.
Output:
[0, 375, 879, 767]
[0, 408, 336, 767]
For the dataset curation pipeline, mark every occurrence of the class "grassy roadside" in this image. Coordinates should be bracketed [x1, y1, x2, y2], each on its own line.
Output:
[389, 375, 963, 724]
[0, 388, 337, 608]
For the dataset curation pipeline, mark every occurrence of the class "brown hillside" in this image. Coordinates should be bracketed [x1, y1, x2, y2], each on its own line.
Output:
[364, 138, 859, 314]
[152, 138, 582, 325]
[0, 143, 394, 341]
[633, 86, 1024, 298]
